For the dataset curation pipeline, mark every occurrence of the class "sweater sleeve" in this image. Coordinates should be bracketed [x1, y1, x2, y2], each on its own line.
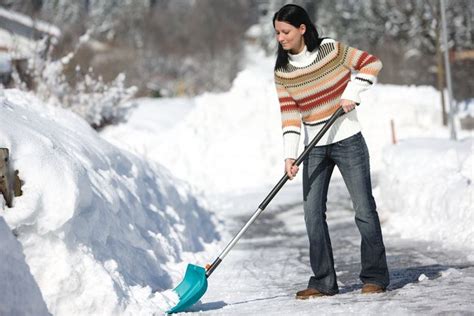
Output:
[339, 42, 383, 104]
[275, 78, 301, 160]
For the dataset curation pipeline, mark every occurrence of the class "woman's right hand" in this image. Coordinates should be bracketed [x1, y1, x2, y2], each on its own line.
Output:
[285, 158, 299, 180]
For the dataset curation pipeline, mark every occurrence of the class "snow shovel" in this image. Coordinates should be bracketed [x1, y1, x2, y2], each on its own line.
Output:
[166, 107, 346, 314]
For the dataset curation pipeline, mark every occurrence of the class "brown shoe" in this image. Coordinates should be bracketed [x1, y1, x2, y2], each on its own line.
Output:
[295, 288, 327, 300]
[361, 283, 386, 294]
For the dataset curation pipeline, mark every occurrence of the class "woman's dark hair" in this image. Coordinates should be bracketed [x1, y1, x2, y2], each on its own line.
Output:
[273, 4, 323, 70]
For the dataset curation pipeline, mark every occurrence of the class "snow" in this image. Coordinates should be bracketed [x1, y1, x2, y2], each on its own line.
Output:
[0, 89, 219, 314]
[0, 7, 61, 38]
[0, 52, 11, 73]
[1, 42, 473, 315]
[181, 183, 474, 315]
[379, 138, 473, 251]
[0, 28, 35, 59]
[0, 217, 50, 316]
[0, 8, 60, 59]
[102, 47, 284, 195]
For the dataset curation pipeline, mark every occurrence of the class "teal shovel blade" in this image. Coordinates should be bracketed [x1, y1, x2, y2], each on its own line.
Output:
[167, 264, 208, 314]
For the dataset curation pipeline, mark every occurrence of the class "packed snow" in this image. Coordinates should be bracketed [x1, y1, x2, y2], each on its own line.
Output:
[1, 42, 473, 315]
[0, 217, 50, 316]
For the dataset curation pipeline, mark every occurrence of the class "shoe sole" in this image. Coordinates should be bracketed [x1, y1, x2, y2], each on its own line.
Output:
[361, 289, 385, 294]
[295, 294, 325, 300]
[296, 292, 335, 300]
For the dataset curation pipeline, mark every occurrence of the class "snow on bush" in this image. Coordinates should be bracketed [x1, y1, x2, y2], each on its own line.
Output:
[64, 71, 137, 129]
[17, 39, 137, 129]
[0, 89, 219, 314]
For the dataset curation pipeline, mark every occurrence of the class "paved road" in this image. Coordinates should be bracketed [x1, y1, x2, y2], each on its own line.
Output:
[186, 177, 474, 315]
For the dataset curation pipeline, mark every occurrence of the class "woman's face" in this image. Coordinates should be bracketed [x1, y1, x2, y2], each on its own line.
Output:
[274, 20, 306, 54]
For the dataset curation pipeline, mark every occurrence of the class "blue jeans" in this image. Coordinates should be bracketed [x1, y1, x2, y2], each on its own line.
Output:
[302, 132, 389, 294]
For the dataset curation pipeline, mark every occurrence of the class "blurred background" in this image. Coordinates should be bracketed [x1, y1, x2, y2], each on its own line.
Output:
[0, 0, 472, 129]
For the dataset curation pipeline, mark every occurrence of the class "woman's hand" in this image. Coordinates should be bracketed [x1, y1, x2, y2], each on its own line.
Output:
[340, 99, 356, 113]
[285, 158, 299, 180]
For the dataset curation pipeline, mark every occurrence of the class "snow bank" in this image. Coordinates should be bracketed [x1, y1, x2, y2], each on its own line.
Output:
[356, 84, 453, 171]
[103, 48, 285, 194]
[379, 138, 473, 251]
[0, 217, 50, 316]
[0, 89, 219, 315]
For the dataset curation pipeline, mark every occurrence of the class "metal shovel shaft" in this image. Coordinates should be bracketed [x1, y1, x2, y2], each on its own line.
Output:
[205, 107, 346, 278]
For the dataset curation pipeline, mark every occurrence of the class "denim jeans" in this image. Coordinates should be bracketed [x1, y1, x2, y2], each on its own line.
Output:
[302, 132, 389, 294]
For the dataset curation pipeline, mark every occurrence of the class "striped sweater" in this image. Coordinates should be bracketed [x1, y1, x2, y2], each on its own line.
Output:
[274, 38, 383, 159]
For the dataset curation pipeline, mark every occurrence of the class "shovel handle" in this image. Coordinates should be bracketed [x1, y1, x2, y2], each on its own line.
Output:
[205, 106, 346, 278]
[258, 106, 345, 210]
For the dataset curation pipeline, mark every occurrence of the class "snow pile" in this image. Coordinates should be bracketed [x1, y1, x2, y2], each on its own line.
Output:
[103, 47, 284, 194]
[0, 217, 50, 316]
[356, 84, 450, 171]
[0, 89, 219, 315]
[379, 138, 473, 251]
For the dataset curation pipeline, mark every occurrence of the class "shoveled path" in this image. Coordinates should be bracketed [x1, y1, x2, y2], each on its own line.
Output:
[184, 177, 474, 315]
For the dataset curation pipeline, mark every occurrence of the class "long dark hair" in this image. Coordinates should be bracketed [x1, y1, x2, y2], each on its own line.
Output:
[272, 4, 323, 70]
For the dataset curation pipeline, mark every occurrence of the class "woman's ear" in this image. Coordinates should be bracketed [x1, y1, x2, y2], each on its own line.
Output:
[299, 24, 306, 35]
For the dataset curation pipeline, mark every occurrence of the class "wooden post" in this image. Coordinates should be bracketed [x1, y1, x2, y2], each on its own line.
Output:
[0, 148, 23, 208]
[0, 148, 12, 207]
[390, 119, 397, 145]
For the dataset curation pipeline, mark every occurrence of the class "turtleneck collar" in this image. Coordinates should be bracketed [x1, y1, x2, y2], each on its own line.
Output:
[288, 45, 318, 68]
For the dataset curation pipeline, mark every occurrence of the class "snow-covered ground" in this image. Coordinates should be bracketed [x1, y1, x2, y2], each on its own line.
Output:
[1, 43, 473, 315]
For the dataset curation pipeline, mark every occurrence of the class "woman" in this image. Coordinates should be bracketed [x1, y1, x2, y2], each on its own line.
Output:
[273, 4, 389, 299]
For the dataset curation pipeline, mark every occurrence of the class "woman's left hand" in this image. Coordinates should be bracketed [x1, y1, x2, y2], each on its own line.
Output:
[340, 99, 356, 113]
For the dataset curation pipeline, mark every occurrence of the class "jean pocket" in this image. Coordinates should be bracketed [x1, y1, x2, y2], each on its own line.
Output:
[336, 132, 362, 147]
